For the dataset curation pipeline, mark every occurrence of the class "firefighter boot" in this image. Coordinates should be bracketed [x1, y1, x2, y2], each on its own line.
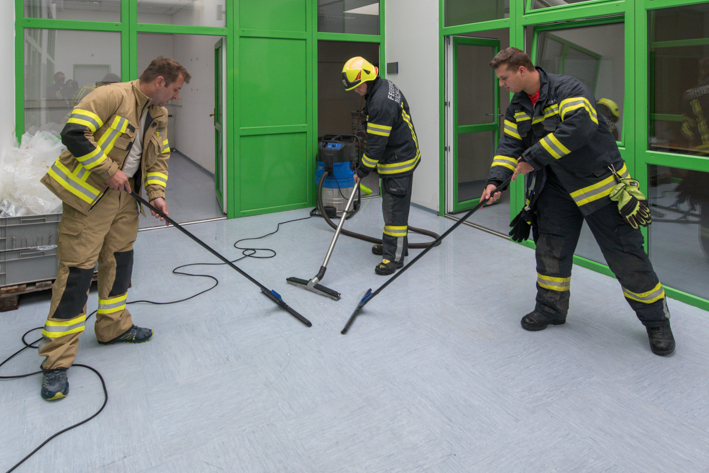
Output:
[98, 325, 153, 345]
[646, 321, 675, 356]
[41, 368, 69, 401]
[372, 244, 408, 257]
[521, 311, 566, 331]
[375, 259, 404, 275]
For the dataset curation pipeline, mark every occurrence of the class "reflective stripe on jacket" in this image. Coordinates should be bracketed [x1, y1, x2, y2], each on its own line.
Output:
[358, 77, 421, 178]
[487, 67, 625, 216]
[41, 80, 170, 215]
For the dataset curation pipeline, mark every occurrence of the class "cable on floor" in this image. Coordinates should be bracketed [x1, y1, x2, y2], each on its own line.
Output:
[0, 213, 313, 473]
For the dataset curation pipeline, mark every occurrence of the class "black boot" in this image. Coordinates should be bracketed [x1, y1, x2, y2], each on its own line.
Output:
[98, 325, 153, 345]
[375, 259, 404, 275]
[520, 311, 566, 331]
[41, 368, 69, 401]
[372, 244, 408, 257]
[646, 321, 675, 356]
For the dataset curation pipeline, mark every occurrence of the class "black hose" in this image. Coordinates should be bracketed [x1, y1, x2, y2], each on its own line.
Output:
[317, 172, 441, 248]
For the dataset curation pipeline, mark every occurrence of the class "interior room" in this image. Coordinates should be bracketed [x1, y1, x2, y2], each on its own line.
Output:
[2, 1, 709, 472]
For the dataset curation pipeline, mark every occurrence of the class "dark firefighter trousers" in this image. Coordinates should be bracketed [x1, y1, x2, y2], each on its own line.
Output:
[381, 175, 413, 263]
[39, 185, 139, 370]
[532, 170, 670, 327]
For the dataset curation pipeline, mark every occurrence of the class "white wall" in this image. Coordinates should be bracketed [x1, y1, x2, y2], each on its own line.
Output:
[0, 2, 15, 151]
[385, 0, 440, 211]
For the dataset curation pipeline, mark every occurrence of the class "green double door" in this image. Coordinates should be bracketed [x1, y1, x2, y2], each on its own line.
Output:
[451, 37, 500, 212]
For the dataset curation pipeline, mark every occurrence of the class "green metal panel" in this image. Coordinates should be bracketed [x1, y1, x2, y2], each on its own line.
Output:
[239, 37, 307, 128]
[240, 0, 307, 32]
[239, 133, 309, 213]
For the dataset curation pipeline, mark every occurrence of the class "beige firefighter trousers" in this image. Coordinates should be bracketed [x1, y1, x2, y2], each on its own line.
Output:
[39, 185, 139, 369]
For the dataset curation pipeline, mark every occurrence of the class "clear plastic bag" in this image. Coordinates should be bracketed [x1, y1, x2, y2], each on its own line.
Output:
[0, 129, 64, 217]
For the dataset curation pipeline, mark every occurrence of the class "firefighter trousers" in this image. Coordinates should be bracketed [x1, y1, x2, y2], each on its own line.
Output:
[381, 175, 413, 263]
[39, 186, 139, 369]
[532, 170, 670, 326]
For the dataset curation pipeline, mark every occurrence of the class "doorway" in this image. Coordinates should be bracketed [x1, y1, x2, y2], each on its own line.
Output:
[137, 33, 227, 229]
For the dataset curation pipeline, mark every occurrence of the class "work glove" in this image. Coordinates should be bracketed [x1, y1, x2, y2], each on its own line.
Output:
[609, 177, 652, 229]
[509, 207, 533, 242]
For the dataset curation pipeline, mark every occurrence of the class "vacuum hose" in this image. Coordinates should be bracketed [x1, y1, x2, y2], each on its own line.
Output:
[317, 171, 441, 248]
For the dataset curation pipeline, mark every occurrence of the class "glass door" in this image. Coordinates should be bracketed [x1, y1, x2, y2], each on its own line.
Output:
[214, 38, 226, 213]
[451, 36, 500, 212]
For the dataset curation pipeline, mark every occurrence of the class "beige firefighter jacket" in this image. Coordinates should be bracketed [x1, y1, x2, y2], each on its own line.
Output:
[41, 80, 170, 215]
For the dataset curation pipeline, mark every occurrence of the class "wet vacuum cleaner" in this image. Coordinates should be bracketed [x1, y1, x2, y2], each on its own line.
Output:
[287, 184, 358, 301]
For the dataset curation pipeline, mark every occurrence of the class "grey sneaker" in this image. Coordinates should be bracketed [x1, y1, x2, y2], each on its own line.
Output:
[98, 325, 153, 345]
[41, 368, 69, 401]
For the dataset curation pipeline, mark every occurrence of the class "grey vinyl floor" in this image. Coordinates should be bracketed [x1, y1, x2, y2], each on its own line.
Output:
[2, 196, 709, 472]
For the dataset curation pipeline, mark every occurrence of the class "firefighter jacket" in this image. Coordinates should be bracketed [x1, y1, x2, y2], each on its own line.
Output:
[681, 76, 709, 154]
[41, 80, 171, 215]
[487, 67, 626, 216]
[357, 77, 421, 179]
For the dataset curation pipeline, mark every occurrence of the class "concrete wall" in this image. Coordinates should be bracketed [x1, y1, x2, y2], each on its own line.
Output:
[385, 0, 440, 211]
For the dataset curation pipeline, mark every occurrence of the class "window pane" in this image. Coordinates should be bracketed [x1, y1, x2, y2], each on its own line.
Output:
[648, 4, 709, 156]
[24, 29, 121, 132]
[445, 0, 509, 27]
[318, 0, 379, 35]
[648, 166, 709, 301]
[137, 0, 226, 28]
[24, 0, 121, 21]
[530, 0, 597, 10]
[538, 24, 624, 141]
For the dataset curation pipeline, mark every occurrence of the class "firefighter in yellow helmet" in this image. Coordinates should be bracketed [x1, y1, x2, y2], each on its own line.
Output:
[343, 57, 421, 275]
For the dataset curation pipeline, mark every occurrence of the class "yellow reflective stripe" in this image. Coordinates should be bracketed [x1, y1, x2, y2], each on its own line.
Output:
[401, 103, 421, 156]
[383, 225, 408, 237]
[48, 160, 100, 204]
[68, 109, 103, 132]
[376, 153, 420, 175]
[570, 164, 628, 207]
[491, 155, 517, 171]
[560, 97, 598, 124]
[145, 172, 167, 188]
[532, 106, 560, 124]
[514, 111, 530, 122]
[161, 138, 170, 153]
[362, 154, 378, 168]
[98, 294, 127, 314]
[42, 314, 87, 338]
[75, 146, 108, 170]
[504, 120, 521, 140]
[539, 134, 571, 160]
[97, 116, 129, 155]
[537, 273, 571, 292]
[367, 123, 392, 137]
[691, 99, 709, 146]
[623, 282, 665, 304]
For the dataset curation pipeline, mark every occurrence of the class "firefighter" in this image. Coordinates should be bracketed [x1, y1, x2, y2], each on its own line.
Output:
[480, 47, 674, 356]
[38, 57, 191, 401]
[597, 98, 620, 141]
[342, 56, 421, 275]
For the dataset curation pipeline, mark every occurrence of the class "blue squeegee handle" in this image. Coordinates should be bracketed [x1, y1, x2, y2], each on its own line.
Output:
[131, 192, 312, 327]
[341, 175, 513, 335]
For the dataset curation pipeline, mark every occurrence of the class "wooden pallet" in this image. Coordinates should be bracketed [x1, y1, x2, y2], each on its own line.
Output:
[0, 274, 98, 312]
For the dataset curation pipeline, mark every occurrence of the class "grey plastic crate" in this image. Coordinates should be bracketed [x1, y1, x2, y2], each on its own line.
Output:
[0, 214, 61, 286]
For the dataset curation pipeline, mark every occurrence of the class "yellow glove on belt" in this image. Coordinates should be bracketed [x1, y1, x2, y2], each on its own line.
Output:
[609, 177, 651, 229]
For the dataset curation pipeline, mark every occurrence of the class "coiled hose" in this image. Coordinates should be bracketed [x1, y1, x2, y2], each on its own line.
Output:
[317, 171, 441, 248]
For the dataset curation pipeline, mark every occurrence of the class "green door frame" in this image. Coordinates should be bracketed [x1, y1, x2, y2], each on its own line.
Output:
[450, 36, 500, 212]
[214, 38, 225, 212]
[439, 0, 709, 312]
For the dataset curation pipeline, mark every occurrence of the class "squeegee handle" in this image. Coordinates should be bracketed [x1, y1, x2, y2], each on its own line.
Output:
[131, 192, 265, 289]
[366, 175, 514, 305]
[131, 192, 312, 327]
[321, 181, 359, 269]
